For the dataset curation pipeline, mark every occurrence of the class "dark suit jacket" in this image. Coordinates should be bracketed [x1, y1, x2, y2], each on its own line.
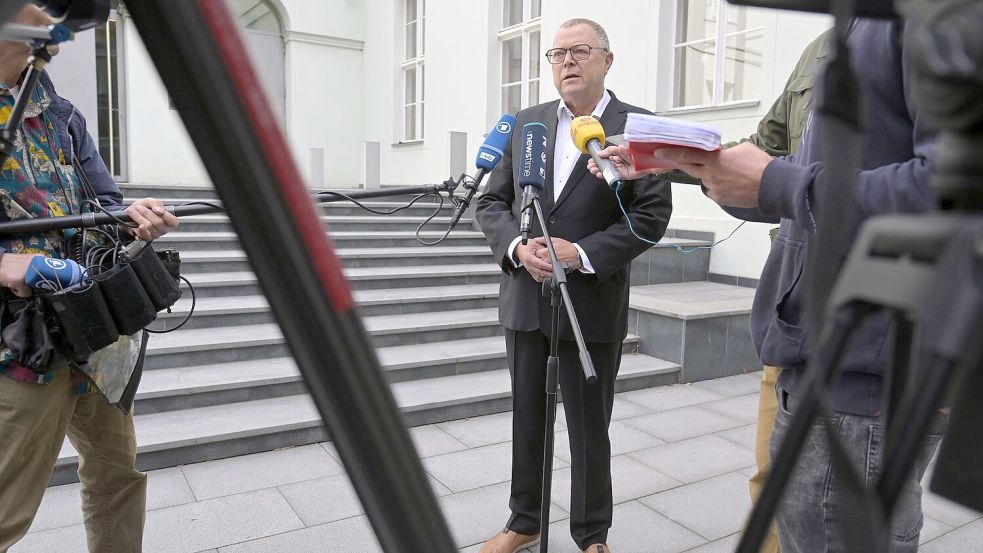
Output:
[476, 91, 673, 344]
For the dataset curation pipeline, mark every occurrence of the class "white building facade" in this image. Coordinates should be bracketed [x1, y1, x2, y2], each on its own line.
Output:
[49, 0, 830, 279]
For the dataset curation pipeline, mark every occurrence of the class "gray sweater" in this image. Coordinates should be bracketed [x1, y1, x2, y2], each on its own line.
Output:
[726, 19, 937, 416]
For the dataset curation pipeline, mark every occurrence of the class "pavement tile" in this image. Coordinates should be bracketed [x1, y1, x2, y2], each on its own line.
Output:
[536, 500, 707, 553]
[919, 516, 954, 545]
[714, 424, 757, 451]
[921, 491, 983, 528]
[625, 405, 744, 443]
[681, 532, 741, 552]
[629, 436, 755, 484]
[438, 481, 566, 548]
[700, 394, 761, 425]
[551, 455, 682, 512]
[24, 482, 82, 535]
[691, 372, 762, 398]
[424, 442, 514, 493]
[619, 383, 725, 413]
[142, 488, 304, 553]
[10, 523, 87, 553]
[553, 420, 666, 464]
[181, 444, 343, 500]
[611, 396, 656, 420]
[640, 472, 752, 541]
[27, 466, 196, 535]
[437, 412, 514, 448]
[218, 516, 383, 553]
[920, 519, 983, 553]
[411, 424, 470, 458]
[278, 473, 363, 526]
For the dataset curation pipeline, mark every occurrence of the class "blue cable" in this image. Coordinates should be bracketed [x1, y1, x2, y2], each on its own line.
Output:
[613, 181, 747, 254]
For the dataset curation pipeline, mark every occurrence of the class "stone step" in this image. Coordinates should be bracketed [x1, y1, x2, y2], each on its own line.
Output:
[52, 352, 678, 484]
[135, 334, 642, 414]
[155, 230, 489, 251]
[181, 264, 502, 296]
[174, 214, 471, 233]
[144, 309, 504, 370]
[175, 246, 494, 273]
[628, 281, 759, 383]
[630, 238, 713, 285]
[154, 284, 501, 329]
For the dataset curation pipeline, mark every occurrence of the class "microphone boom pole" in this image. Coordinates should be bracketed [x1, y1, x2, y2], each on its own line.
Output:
[0, 181, 459, 236]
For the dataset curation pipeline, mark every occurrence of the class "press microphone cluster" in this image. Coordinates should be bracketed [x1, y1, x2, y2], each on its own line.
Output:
[571, 116, 623, 190]
[447, 114, 517, 230]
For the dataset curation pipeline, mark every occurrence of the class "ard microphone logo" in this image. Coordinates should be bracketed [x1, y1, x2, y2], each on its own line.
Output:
[497, 121, 512, 134]
[44, 258, 68, 270]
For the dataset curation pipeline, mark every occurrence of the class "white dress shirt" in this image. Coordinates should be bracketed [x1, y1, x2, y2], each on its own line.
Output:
[509, 91, 611, 274]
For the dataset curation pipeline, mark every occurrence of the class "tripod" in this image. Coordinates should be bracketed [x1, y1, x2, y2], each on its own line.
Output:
[520, 189, 598, 552]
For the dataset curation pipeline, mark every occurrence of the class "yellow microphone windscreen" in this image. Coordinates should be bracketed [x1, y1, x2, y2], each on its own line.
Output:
[570, 116, 605, 155]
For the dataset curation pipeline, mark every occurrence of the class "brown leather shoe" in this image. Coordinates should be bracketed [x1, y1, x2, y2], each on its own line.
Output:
[583, 544, 613, 553]
[478, 528, 540, 553]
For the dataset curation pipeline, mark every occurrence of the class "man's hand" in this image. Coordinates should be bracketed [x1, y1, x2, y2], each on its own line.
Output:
[655, 142, 773, 208]
[125, 198, 179, 242]
[0, 253, 40, 298]
[516, 239, 553, 283]
[533, 237, 581, 270]
[587, 144, 666, 181]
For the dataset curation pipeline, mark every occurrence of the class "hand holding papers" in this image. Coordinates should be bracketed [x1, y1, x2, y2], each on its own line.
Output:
[623, 113, 722, 172]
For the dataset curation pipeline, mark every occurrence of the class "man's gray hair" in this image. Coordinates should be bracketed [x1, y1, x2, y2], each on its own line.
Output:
[559, 18, 610, 51]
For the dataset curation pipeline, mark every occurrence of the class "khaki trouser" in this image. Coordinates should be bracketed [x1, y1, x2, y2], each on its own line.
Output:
[748, 364, 781, 553]
[0, 366, 146, 553]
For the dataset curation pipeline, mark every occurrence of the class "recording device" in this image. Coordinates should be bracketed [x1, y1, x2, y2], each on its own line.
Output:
[447, 113, 516, 230]
[518, 122, 547, 245]
[31, 0, 111, 32]
[571, 115, 623, 189]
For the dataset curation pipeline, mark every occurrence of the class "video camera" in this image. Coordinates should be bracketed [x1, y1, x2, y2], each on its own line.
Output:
[31, 0, 110, 32]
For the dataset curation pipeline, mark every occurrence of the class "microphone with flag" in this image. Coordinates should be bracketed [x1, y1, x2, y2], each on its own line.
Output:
[447, 114, 517, 231]
[518, 121, 548, 245]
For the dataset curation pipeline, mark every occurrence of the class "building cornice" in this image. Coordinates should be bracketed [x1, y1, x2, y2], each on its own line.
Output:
[283, 31, 364, 51]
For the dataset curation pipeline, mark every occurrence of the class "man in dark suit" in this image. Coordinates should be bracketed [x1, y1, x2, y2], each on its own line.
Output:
[475, 18, 672, 553]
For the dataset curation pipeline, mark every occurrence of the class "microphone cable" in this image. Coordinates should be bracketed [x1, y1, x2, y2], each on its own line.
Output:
[612, 181, 747, 253]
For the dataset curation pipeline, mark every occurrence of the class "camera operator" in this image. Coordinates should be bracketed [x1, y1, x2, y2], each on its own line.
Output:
[593, 18, 944, 553]
[0, 5, 178, 552]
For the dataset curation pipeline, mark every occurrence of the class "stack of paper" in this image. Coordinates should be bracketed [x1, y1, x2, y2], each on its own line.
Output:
[623, 113, 722, 171]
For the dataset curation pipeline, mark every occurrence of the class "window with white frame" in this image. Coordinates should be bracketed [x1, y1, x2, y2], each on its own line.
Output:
[672, 0, 764, 109]
[498, 0, 541, 115]
[401, 0, 425, 141]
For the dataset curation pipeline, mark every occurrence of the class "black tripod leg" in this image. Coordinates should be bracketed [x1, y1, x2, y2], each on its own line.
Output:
[737, 303, 867, 553]
[539, 282, 562, 552]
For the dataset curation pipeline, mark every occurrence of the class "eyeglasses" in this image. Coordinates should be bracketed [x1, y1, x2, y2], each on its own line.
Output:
[544, 44, 607, 64]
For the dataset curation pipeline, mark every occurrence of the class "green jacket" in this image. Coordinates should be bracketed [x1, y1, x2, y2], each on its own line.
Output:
[746, 29, 831, 157]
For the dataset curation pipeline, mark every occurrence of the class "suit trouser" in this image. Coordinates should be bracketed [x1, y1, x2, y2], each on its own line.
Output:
[0, 366, 147, 553]
[748, 364, 782, 553]
[504, 329, 621, 550]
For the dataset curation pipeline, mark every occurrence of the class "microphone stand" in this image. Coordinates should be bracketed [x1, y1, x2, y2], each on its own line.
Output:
[0, 179, 462, 235]
[523, 191, 598, 552]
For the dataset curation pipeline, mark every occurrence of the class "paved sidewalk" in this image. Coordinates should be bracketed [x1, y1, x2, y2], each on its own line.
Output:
[13, 372, 982, 552]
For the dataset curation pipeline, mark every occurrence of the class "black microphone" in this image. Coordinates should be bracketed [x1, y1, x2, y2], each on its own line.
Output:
[447, 114, 517, 231]
[518, 122, 548, 245]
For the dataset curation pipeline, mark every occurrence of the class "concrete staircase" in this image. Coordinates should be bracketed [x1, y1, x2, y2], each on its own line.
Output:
[53, 183, 732, 485]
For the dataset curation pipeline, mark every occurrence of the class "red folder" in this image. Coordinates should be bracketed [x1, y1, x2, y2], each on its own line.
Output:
[627, 141, 721, 171]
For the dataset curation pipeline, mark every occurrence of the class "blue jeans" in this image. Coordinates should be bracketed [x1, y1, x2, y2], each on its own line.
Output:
[770, 388, 944, 553]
